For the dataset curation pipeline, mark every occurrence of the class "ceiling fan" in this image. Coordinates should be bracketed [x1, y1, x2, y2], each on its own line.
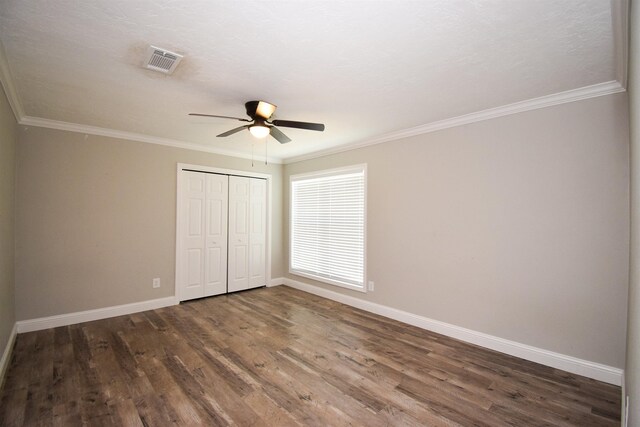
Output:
[189, 100, 325, 144]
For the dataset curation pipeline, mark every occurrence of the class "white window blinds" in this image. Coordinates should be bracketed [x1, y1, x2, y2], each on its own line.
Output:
[290, 166, 366, 291]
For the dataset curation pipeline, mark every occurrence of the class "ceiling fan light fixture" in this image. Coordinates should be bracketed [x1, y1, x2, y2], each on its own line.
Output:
[249, 124, 270, 139]
[256, 101, 276, 119]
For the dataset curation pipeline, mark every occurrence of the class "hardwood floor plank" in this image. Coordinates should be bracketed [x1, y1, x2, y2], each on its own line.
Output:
[158, 309, 269, 426]
[52, 401, 82, 427]
[21, 330, 54, 426]
[163, 351, 232, 426]
[69, 324, 118, 427]
[0, 386, 28, 427]
[139, 350, 203, 424]
[159, 304, 254, 398]
[242, 391, 302, 427]
[0, 286, 621, 426]
[277, 345, 453, 426]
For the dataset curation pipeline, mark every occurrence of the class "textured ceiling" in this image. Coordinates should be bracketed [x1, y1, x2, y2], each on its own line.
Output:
[0, 1, 623, 162]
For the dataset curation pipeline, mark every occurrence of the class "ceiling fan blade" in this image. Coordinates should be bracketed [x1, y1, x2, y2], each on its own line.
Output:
[189, 113, 251, 122]
[269, 126, 292, 144]
[217, 125, 250, 137]
[270, 119, 325, 131]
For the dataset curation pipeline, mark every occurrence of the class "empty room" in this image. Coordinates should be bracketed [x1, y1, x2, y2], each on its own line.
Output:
[1, 1, 640, 426]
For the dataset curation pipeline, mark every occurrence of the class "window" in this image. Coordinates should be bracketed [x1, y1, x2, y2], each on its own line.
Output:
[290, 165, 366, 292]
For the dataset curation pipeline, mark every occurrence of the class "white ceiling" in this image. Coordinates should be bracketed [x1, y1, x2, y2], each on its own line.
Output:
[0, 1, 626, 163]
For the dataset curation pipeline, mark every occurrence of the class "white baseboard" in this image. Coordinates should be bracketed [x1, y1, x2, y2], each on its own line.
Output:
[268, 277, 285, 287]
[15, 280, 283, 334]
[16, 296, 178, 333]
[10, 280, 624, 386]
[0, 323, 17, 390]
[283, 278, 623, 386]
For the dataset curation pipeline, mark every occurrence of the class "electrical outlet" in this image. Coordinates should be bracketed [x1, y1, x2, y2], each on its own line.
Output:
[152, 278, 161, 288]
[368, 281, 374, 291]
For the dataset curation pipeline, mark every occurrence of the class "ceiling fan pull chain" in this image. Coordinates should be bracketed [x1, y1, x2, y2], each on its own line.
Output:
[265, 139, 268, 165]
[251, 141, 255, 167]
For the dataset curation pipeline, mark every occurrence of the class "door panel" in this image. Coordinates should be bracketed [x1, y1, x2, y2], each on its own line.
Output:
[186, 249, 202, 286]
[206, 247, 221, 281]
[234, 246, 248, 279]
[249, 178, 266, 288]
[234, 201, 248, 234]
[181, 172, 206, 301]
[180, 172, 228, 301]
[204, 174, 228, 297]
[188, 200, 203, 236]
[208, 200, 223, 235]
[228, 176, 250, 292]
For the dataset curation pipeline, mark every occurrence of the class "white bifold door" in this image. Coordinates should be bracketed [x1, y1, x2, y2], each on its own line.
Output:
[180, 172, 229, 301]
[178, 171, 266, 301]
[228, 176, 266, 292]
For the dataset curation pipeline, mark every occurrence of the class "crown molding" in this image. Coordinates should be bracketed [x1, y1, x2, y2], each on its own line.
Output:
[9, 78, 626, 168]
[0, 38, 25, 122]
[283, 80, 626, 164]
[18, 116, 283, 164]
[1, 36, 284, 163]
[0, 4, 628, 167]
[612, 0, 629, 89]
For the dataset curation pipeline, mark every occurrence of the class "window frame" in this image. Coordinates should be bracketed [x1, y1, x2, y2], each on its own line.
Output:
[289, 164, 367, 293]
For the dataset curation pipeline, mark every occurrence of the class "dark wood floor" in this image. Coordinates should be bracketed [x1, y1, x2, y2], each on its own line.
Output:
[0, 286, 621, 426]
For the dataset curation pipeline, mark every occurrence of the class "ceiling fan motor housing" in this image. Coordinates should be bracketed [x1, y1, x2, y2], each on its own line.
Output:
[245, 101, 260, 118]
[245, 100, 277, 119]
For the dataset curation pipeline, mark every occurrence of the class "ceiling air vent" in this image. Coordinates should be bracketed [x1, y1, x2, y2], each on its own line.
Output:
[143, 45, 183, 75]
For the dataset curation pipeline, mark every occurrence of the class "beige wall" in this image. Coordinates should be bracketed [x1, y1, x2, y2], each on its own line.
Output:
[284, 93, 629, 368]
[10, 85, 631, 382]
[626, 0, 639, 423]
[0, 84, 16, 360]
[15, 127, 283, 320]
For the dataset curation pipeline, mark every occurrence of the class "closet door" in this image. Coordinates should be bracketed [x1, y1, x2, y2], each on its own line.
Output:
[228, 176, 250, 292]
[179, 172, 228, 301]
[204, 174, 228, 297]
[228, 176, 267, 292]
[181, 171, 207, 301]
[249, 178, 266, 288]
